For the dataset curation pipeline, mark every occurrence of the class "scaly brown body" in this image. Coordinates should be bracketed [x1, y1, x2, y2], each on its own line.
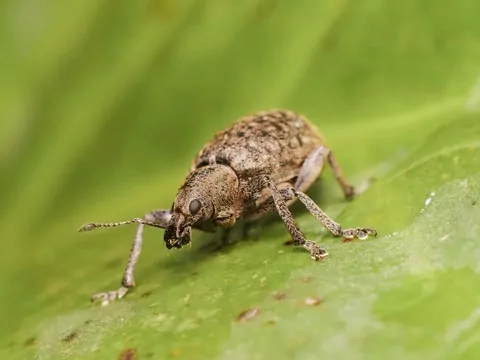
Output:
[191, 110, 323, 220]
[79, 110, 377, 306]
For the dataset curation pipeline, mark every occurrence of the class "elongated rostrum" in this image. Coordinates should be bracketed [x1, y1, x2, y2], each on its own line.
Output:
[79, 109, 377, 305]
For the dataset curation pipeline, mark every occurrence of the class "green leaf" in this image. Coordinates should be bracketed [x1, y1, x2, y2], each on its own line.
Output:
[2, 0, 480, 359]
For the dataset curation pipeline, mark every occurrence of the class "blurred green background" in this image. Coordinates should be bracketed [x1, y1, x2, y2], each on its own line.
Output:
[2, 0, 480, 359]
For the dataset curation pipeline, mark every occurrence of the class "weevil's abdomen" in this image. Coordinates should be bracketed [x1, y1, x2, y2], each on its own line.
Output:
[191, 110, 324, 183]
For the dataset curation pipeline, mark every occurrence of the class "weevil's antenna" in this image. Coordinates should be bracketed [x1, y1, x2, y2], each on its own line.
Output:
[78, 218, 164, 232]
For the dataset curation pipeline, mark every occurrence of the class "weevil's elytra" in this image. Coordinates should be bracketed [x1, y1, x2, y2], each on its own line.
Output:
[78, 109, 377, 306]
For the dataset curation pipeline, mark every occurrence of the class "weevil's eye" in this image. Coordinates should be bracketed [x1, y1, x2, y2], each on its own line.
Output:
[188, 199, 202, 215]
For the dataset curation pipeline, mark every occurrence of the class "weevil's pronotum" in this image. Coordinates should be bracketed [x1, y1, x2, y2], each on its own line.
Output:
[79, 110, 377, 305]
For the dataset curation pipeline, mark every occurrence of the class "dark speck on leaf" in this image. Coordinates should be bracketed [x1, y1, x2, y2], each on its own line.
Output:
[119, 348, 137, 360]
[272, 291, 286, 300]
[62, 331, 78, 343]
[24, 337, 36, 347]
[301, 275, 314, 283]
[473, 200, 477, 206]
[141, 290, 153, 298]
[265, 319, 278, 326]
[236, 307, 260, 322]
[284, 239, 294, 246]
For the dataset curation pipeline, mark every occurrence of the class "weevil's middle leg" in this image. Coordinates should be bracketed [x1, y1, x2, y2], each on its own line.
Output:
[263, 178, 328, 260]
[82, 209, 172, 306]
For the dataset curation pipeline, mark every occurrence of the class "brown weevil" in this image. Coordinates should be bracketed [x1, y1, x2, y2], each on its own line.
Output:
[79, 110, 377, 305]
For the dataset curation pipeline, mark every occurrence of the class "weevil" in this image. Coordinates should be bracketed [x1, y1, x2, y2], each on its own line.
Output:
[79, 110, 377, 305]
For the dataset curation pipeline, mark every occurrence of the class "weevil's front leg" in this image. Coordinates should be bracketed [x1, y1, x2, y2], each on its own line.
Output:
[263, 178, 329, 260]
[79, 209, 172, 306]
[90, 223, 145, 306]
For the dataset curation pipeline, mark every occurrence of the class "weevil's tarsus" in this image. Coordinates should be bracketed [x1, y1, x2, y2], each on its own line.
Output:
[303, 240, 329, 260]
[91, 286, 129, 307]
[342, 228, 377, 241]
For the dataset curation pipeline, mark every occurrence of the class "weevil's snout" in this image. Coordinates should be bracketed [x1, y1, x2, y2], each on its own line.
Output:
[164, 213, 192, 249]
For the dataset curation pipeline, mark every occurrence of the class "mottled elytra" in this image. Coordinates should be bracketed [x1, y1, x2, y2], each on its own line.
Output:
[78, 109, 377, 306]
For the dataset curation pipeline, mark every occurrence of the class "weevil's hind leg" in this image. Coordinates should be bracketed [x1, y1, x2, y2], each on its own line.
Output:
[294, 145, 355, 200]
[294, 147, 376, 239]
[293, 189, 377, 241]
[257, 178, 376, 260]
[84, 209, 172, 306]
[326, 150, 356, 200]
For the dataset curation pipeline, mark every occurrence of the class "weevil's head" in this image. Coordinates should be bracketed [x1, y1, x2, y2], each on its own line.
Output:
[164, 164, 240, 249]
